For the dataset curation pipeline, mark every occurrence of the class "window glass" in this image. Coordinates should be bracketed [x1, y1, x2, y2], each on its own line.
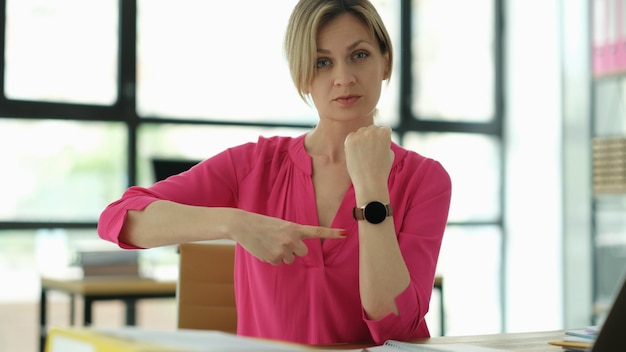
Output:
[436, 226, 502, 334]
[136, 0, 399, 126]
[0, 120, 126, 221]
[374, 0, 401, 126]
[4, 0, 118, 105]
[412, 0, 494, 121]
[137, 124, 309, 186]
[403, 132, 500, 222]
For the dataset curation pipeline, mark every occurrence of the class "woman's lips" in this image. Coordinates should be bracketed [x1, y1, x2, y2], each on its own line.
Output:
[334, 95, 360, 106]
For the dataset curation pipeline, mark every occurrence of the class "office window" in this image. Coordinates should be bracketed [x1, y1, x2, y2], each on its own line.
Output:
[136, 0, 399, 126]
[4, 0, 118, 105]
[0, 120, 126, 221]
[403, 132, 501, 222]
[137, 124, 308, 186]
[0, 0, 506, 341]
[405, 131, 502, 335]
[411, 0, 494, 122]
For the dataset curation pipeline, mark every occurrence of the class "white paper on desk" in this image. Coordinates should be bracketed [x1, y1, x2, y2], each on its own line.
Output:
[355, 341, 511, 352]
[50, 336, 97, 352]
[96, 327, 311, 351]
[565, 326, 598, 340]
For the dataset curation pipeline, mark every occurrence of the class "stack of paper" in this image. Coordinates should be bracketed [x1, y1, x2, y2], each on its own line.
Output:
[548, 327, 598, 351]
[77, 250, 140, 277]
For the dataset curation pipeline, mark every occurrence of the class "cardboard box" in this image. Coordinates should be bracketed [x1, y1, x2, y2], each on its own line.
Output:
[177, 242, 237, 333]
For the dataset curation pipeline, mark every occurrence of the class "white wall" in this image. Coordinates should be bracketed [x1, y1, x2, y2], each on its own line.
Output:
[504, 0, 564, 331]
[560, 0, 594, 328]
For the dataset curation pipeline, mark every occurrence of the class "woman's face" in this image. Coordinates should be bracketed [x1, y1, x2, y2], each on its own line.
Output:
[309, 13, 389, 124]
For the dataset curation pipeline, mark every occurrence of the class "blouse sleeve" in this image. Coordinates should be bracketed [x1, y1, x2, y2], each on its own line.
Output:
[364, 158, 452, 344]
[97, 144, 254, 249]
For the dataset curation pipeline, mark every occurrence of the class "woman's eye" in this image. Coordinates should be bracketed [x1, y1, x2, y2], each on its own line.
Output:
[353, 51, 369, 60]
[316, 58, 331, 69]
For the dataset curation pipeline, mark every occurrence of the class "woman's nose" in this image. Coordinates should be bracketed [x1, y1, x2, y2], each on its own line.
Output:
[333, 63, 356, 86]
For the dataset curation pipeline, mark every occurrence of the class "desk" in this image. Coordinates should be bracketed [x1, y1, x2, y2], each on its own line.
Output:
[326, 330, 566, 351]
[45, 328, 569, 352]
[39, 276, 176, 352]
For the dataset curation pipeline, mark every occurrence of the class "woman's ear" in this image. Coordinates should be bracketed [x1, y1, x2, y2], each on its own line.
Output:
[382, 53, 391, 80]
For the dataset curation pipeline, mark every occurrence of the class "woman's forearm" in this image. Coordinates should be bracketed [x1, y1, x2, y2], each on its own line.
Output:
[119, 200, 236, 248]
[356, 188, 411, 320]
[119, 200, 347, 263]
[352, 175, 410, 318]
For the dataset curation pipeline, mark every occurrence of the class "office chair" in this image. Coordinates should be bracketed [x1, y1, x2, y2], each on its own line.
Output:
[151, 158, 201, 182]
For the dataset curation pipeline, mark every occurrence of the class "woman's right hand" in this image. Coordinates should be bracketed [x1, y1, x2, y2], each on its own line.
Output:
[229, 210, 347, 265]
[120, 202, 345, 264]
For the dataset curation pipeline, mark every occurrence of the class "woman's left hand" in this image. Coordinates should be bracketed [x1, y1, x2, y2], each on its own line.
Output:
[344, 125, 394, 190]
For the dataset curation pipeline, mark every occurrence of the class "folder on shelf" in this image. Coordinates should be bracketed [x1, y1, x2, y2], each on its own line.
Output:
[593, 0, 609, 77]
[607, 0, 618, 74]
[616, 0, 626, 73]
[595, 0, 626, 77]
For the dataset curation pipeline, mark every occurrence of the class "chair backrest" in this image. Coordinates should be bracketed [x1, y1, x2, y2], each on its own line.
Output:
[152, 158, 201, 182]
[177, 242, 237, 333]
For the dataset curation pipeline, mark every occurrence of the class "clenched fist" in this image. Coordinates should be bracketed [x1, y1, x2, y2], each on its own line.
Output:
[344, 125, 394, 190]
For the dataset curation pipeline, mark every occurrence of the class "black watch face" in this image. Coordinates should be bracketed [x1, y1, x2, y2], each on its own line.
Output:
[364, 201, 387, 224]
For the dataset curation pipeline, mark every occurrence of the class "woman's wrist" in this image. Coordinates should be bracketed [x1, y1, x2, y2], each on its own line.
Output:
[353, 182, 390, 205]
[205, 207, 242, 242]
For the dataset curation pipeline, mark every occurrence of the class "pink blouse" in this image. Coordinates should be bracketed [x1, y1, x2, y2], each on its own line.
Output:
[98, 134, 451, 345]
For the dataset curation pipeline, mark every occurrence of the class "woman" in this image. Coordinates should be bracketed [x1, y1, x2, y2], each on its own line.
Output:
[98, 0, 451, 345]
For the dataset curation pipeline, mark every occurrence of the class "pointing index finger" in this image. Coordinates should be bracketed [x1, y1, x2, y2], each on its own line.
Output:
[300, 225, 348, 239]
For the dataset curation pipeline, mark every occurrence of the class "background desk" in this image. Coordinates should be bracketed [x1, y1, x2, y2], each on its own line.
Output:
[39, 276, 176, 352]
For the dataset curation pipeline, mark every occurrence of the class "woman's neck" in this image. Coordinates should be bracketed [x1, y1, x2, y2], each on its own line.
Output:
[305, 119, 372, 163]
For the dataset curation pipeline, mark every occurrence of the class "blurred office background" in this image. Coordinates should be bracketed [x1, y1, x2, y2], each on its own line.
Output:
[1, 0, 624, 351]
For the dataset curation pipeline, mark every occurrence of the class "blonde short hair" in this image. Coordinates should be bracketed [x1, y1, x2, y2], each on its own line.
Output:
[284, 0, 393, 102]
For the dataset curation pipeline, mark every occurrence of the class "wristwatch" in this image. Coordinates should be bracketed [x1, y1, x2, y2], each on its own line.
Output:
[352, 201, 392, 224]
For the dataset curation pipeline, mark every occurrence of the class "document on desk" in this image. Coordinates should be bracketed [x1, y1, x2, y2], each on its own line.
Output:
[46, 327, 315, 352]
[101, 327, 314, 351]
[335, 341, 510, 352]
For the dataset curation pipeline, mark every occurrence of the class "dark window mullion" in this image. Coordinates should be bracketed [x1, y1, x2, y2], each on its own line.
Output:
[119, 0, 138, 187]
[398, 0, 413, 136]
[0, 100, 124, 121]
[494, 0, 507, 333]
[140, 116, 317, 129]
[0, 0, 6, 101]
[0, 221, 97, 230]
[405, 119, 502, 135]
